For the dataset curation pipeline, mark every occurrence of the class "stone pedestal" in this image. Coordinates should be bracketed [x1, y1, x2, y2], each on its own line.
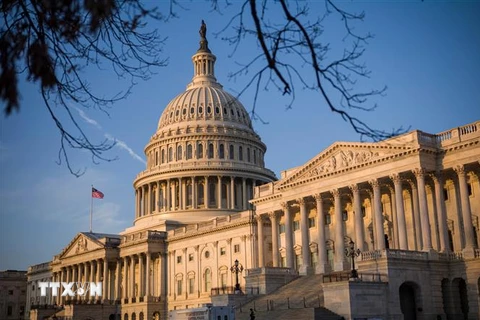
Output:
[245, 267, 298, 295]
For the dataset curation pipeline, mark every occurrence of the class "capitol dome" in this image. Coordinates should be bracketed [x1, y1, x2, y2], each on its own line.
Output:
[132, 22, 276, 226]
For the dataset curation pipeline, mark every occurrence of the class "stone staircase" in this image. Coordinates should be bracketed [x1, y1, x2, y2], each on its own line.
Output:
[234, 274, 342, 320]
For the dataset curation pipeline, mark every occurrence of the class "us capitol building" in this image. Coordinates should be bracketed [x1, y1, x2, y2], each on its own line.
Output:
[25, 24, 480, 320]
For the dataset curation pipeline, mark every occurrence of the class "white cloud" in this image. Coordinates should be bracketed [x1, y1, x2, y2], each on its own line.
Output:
[105, 134, 146, 165]
[74, 107, 102, 129]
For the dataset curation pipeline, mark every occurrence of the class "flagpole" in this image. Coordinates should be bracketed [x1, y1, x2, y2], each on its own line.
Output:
[90, 184, 93, 233]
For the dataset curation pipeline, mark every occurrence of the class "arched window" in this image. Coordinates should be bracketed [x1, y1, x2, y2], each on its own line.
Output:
[161, 149, 165, 164]
[229, 145, 234, 160]
[247, 148, 251, 162]
[139, 312, 144, 320]
[177, 145, 183, 160]
[187, 184, 193, 207]
[198, 184, 204, 206]
[239, 146, 243, 161]
[124, 314, 129, 320]
[204, 269, 211, 292]
[208, 143, 214, 159]
[209, 183, 216, 206]
[152, 190, 156, 212]
[186, 144, 193, 160]
[168, 147, 173, 162]
[253, 149, 257, 164]
[219, 144, 225, 159]
[132, 313, 136, 320]
[155, 151, 158, 166]
[198, 143, 204, 159]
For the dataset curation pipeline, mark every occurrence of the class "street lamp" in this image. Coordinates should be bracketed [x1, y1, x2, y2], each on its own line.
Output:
[345, 240, 361, 279]
[230, 259, 244, 293]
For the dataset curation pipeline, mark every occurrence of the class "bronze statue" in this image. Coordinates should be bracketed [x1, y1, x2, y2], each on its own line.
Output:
[199, 20, 207, 39]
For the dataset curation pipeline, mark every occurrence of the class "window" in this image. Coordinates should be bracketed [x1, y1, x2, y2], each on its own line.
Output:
[198, 184, 204, 206]
[189, 278, 195, 294]
[281, 256, 286, 268]
[155, 151, 158, 165]
[197, 143, 204, 159]
[308, 217, 316, 228]
[325, 214, 331, 225]
[219, 144, 225, 159]
[186, 144, 193, 160]
[187, 184, 193, 207]
[467, 183, 473, 196]
[209, 183, 216, 206]
[361, 206, 366, 217]
[205, 251, 210, 259]
[177, 256, 182, 264]
[204, 269, 211, 292]
[443, 188, 449, 201]
[253, 149, 257, 164]
[247, 148, 251, 162]
[220, 273, 227, 288]
[168, 147, 173, 162]
[7, 305, 12, 316]
[208, 143, 214, 159]
[8, 290, 13, 295]
[177, 145, 183, 160]
[239, 146, 243, 161]
[161, 149, 165, 163]
[295, 254, 302, 270]
[342, 210, 348, 221]
[279, 224, 285, 234]
[220, 247, 226, 256]
[229, 145, 234, 160]
[234, 244, 240, 253]
[177, 279, 183, 295]
[293, 221, 300, 231]
[189, 253, 194, 262]
[311, 252, 318, 269]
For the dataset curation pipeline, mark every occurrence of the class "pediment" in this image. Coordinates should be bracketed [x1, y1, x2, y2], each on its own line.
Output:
[280, 141, 416, 186]
[59, 233, 104, 259]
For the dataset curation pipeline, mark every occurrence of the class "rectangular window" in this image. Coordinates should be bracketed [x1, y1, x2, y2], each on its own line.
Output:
[467, 183, 473, 196]
[325, 214, 331, 225]
[443, 188, 449, 201]
[189, 278, 195, 294]
[342, 210, 348, 221]
[308, 217, 315, 228]
[281, 256, 286, 268]
[220, 247, 226, 255]
[293, 220, 300, 231]
[177, 279, 183, 295]
[220, 273, 227, 287]
[177, 256, 182, 264]
[234, 244, 240, 253]
[188, 253, 194, 262]
[7, 306, 12, 316]
[268, 243, 272, 252]
[361, 206, 366, 217]
[279, 224, 285, 234]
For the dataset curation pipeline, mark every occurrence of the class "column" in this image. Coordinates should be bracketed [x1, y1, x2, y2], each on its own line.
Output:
[217, 176, 222, 209]
[147, 183, 151, 214]
[139, 254, 144, 297]
[122, 258, 127, 300]
[84, 263, 90, 300]
[282, 202, 294, 269]
[314, 194, 329, 274]
[268, 212, 279, 267]
[182, 179, 187, 210]
[332, 189, 347, 271]
[408, 180, 423, 250]
[146, 253, 151, 298]
[256, 214, 264, 267]
[391, 174, 408, 250]
[431, 173, 450, 252]
[370, 180, 386, 250]
[413, 168, 433, 251]
[230, 177, 235, 209]
[135, 189, 139, 217]
[115, 259, 121, 300]
[130, 256, 136, 299]
[162, 182, 167, 212]
[166, 179, 171, 211]
[298, 197, 312, 274]
[242, 178, 247, 210]
[103, 259, 109, 300]
[204, 176, 209, 208]
[156, 181, 161, 212]
[192, 177, 197, 209]
[455, 165, 475, 250]
[171, 180, 176, 210]
[389, 187, 399, 249]
[350, 185, 366, 251]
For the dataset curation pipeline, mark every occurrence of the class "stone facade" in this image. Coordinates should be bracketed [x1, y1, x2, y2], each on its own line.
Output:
[26, 24, 480, 320]
[0, 270, 27, 320]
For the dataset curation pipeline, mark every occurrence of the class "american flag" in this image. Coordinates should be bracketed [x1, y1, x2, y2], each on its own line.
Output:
[92, 187, 104, 199]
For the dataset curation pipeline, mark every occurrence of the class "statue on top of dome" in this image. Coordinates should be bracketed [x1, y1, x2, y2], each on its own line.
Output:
[199, 20, 207, 40]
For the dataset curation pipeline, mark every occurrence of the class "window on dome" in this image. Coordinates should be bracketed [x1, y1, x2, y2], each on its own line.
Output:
[168, 147, 173, 162]
[253, 149, 257, 164]
[219, 144, 225, 159]
[207, 106, 212, 114]
[170, 112, 173, 118]
[155, 151, 158, 166]
[239, 146, 243, 161]
[199, 106, 203, 114]
[197, 143, 203, 159]
[208, 143, 214, 159]
[176, 110, 179, 116]
[187, 184, 192, 207]
[161, 149, 165, 164]
[177, 145, 183, 160]
[229, 145, 234, 160]
[230, 109, 234, 116]
[182, 108, 186, 115]
[198, 184, 204, 206]
[186, 144, 193, 160]
[237, 110, 240, 117]
[209, 183, 216, 206]
[247, 148, 251, 162]
[223, 107, 227, 115]
[191, 107, 195, 114]
[215, 107, 220, 114]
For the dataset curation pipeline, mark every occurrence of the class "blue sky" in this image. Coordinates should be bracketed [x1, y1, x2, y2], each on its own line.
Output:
[1, 1, 479, 270]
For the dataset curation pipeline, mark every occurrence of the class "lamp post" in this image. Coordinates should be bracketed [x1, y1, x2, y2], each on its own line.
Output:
[230, 259, 244, 293]
[345, 240, 361, 279]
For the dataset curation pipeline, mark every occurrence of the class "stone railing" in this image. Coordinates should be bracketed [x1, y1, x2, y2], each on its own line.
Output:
[417, 120, 479, 148]
[438, 251, 464, 261]
[122, 230, 166, 244]
[360, 249, 429, 261]
[168, 213, 250, 238]
[475, 249, 480, 258]
[28, 262, 51, 273]
[247, 267, 297, 276]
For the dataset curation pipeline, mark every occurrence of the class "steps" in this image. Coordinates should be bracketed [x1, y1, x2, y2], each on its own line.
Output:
[235, 307, 342, 320]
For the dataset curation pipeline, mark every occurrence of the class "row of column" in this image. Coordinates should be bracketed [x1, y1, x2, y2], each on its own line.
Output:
[135, 177, 256, 217]
[256, 165, 476, 274]
[52, 258, 107, 304]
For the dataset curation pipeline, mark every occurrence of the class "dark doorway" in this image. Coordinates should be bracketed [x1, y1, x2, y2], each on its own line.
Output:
[399, 282, 417, 320]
